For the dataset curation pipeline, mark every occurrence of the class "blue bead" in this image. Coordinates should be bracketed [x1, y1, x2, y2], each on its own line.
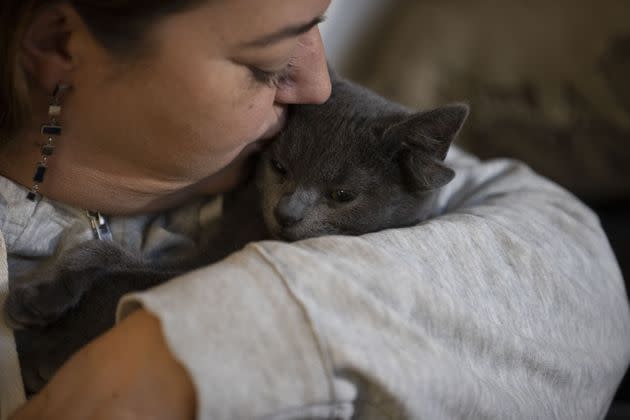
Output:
[41, 125, 62, 136]
[33, 165, 47, 183]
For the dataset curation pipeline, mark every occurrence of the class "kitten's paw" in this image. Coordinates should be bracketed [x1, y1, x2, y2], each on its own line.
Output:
[4, 241, 137, 330]
[4, 280, 77, 330]
[59, 239, 133, 271]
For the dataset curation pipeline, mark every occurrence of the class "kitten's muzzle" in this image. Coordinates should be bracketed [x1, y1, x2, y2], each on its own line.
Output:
[274, 192, 310, 228]
[274, 204, 304, 228]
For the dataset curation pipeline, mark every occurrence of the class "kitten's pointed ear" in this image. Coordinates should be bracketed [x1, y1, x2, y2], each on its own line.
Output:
[390, 104, 469, 160]
[384, 104, 469, 191]
[327, 63, 338, 81]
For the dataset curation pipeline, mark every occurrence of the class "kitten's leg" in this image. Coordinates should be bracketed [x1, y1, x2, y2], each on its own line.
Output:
[13, 264, 183, 396]
[197, 184, 270, 264]
[4, 240, 144, 329]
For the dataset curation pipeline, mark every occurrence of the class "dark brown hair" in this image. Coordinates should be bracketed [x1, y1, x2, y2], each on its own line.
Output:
[0, 0, 206, 145]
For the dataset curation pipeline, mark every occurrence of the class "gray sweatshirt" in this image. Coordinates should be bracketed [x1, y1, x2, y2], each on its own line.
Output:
[1, 148, 629, 420]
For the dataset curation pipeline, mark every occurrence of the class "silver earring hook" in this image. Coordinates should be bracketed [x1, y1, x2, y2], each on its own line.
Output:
[52, 84, 72, 105]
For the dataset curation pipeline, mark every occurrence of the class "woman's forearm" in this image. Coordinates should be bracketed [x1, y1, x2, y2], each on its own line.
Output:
[9, 310, 196, 420]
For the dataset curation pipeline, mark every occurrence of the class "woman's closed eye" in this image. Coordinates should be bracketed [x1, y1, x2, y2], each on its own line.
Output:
[248, 62, 294, 88]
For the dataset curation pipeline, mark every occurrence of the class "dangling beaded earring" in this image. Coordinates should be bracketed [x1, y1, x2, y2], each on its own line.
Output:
[27, 83, 72, 201]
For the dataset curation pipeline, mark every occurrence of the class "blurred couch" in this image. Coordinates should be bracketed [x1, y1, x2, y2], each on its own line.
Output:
[323, 0, 630, 415]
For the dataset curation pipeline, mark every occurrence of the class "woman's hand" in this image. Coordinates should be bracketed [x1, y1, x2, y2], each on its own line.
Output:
[9, 310, 196, 420]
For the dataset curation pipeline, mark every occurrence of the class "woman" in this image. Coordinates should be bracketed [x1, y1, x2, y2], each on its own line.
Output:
[1, 1, 628, 419]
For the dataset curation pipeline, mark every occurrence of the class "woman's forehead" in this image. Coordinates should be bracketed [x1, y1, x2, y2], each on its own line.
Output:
[180, 0, 331, 47]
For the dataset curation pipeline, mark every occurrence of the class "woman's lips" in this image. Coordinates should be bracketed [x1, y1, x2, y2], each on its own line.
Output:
[260, 106, 288, 140]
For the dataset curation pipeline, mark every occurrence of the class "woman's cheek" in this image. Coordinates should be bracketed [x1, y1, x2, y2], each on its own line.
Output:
[235, 99, 279, 140]
[184, 80, 278, 162]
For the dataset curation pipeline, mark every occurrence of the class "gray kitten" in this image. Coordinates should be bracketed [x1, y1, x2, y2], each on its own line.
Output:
[4, 75, 468, 395]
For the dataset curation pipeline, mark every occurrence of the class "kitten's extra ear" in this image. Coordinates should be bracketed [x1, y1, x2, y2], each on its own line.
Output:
[384, 104, 469, 191]
[327, 63, 339, 82]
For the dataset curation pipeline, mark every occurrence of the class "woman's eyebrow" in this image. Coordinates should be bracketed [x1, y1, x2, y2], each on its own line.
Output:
[239, 15, 326, 48]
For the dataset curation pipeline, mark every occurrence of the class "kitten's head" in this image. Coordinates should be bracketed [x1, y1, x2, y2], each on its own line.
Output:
[257, 80, 468, 241]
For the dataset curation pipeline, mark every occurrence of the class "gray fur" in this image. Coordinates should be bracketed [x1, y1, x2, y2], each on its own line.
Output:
[4, 74, 468, 395]
[258, 77, 467, 240]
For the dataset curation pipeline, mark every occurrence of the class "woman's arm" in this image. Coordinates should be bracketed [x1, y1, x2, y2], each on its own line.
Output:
[9, 310, 196, 420]
[9, 149, 630, 419]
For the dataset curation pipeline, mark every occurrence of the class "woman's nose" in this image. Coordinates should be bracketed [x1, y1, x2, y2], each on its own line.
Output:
[274, 28, 332, 105]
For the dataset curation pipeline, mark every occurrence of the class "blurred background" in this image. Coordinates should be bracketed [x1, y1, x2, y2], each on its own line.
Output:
[321, 1, 630, 417]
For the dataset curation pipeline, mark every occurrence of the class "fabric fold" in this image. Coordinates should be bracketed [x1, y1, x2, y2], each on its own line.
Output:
[117, 247, 338, 420]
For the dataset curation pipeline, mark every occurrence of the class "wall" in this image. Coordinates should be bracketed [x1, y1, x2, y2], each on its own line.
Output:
[320, 0, 393, 68]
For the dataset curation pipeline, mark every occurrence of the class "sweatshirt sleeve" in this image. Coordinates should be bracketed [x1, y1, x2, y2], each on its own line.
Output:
[0, 232, 26, 420]
[118, 148, 630, 420]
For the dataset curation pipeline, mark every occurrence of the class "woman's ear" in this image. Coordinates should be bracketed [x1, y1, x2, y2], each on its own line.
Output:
[20, 4, 81, 92]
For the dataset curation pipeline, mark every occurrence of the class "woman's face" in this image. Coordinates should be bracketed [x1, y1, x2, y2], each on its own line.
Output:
[55, 0, 332, 208]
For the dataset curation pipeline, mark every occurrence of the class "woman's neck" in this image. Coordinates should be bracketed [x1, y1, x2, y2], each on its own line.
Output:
[0, 132, 250, 216]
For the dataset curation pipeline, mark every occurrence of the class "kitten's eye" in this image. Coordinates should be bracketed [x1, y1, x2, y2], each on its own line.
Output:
[270, 158, 287, 176]
[329, 190, 356, 203]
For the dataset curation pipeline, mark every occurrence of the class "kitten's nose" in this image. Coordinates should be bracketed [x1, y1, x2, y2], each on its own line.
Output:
[274, 206, 303, 228]
[274, 194, 306, 228]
